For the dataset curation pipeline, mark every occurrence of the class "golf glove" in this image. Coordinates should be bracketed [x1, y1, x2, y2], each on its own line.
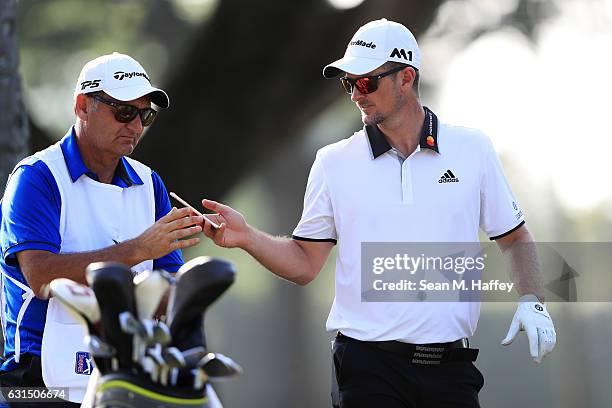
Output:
[501, 294, 556, 363]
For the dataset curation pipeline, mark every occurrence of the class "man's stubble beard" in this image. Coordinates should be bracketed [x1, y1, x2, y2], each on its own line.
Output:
[363, 111, 384, 126]
[361, 87, 406, 127]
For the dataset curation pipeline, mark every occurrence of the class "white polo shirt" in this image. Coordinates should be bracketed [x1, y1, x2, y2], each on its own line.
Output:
[292, 107, 524, 343]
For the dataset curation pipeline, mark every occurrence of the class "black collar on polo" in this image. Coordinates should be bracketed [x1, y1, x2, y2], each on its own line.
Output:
[365, 106, 440, 158]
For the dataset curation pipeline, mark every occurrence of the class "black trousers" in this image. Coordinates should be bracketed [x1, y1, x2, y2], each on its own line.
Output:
[0, 354, 80, 408]
[332, 335, 484, 408]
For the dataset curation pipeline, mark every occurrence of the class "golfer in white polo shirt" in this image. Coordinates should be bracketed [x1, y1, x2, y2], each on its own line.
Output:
[200, 19, 556, 408]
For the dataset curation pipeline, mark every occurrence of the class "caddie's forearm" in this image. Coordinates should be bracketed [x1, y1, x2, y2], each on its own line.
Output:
[242, 227, 317, 285]
[19, 241, 147, 298]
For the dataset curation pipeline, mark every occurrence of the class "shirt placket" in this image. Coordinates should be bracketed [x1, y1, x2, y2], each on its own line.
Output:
[393, 147, 418, 204]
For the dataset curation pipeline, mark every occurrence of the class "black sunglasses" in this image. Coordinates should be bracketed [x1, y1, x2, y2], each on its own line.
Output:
[340, 65, 408, 95]
[87, 94, 157, 127]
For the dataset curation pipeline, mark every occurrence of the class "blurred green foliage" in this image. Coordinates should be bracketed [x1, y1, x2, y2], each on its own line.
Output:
[18, 1, 144, 86]
[15, 0, 209, 133]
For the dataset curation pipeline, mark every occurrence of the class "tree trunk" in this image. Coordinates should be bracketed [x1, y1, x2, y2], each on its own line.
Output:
[0, 0, 28, 188]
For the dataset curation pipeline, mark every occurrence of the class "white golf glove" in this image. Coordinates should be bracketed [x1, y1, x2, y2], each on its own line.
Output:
[501, 294, 556, 363]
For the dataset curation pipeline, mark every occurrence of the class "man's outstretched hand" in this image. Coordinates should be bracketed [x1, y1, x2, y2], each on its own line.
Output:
[200, 199, 250, 249]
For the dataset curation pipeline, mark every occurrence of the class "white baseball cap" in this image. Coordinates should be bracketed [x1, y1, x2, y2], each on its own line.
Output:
[74, 52, 169, 108]
[323, 18, 421, 78]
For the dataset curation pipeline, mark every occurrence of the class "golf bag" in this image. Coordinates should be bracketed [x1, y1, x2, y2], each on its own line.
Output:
[49, 256, 241, 408]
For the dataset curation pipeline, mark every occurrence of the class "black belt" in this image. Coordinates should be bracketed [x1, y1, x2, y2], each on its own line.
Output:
[337, 332, 478, 365]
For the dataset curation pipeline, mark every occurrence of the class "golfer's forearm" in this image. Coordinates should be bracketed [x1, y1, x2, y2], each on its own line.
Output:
[242, 228, 319, 285]
[500, 231, 545, 301]
[19, 242, 145, 297]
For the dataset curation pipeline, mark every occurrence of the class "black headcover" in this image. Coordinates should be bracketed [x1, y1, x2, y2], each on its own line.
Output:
[167, 257, 235, 352]
[86, 261, 136, 370]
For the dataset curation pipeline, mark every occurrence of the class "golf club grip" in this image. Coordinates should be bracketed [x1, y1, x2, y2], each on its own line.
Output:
[167, 257, 235, 349]
[86, 262, 136, 369]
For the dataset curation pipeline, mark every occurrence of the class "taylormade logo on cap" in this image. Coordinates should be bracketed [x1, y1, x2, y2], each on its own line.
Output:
[113, 71, 150, 82]
[323, 18, 421, 78]
[74, 52, 170, 108]
[349, 40, 376, 49]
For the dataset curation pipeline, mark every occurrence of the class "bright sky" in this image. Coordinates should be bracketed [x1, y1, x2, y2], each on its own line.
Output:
[438, 0, 612, 212]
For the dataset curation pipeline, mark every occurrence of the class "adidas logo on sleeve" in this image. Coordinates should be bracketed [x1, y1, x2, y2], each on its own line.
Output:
[438, 169, 459, 183]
